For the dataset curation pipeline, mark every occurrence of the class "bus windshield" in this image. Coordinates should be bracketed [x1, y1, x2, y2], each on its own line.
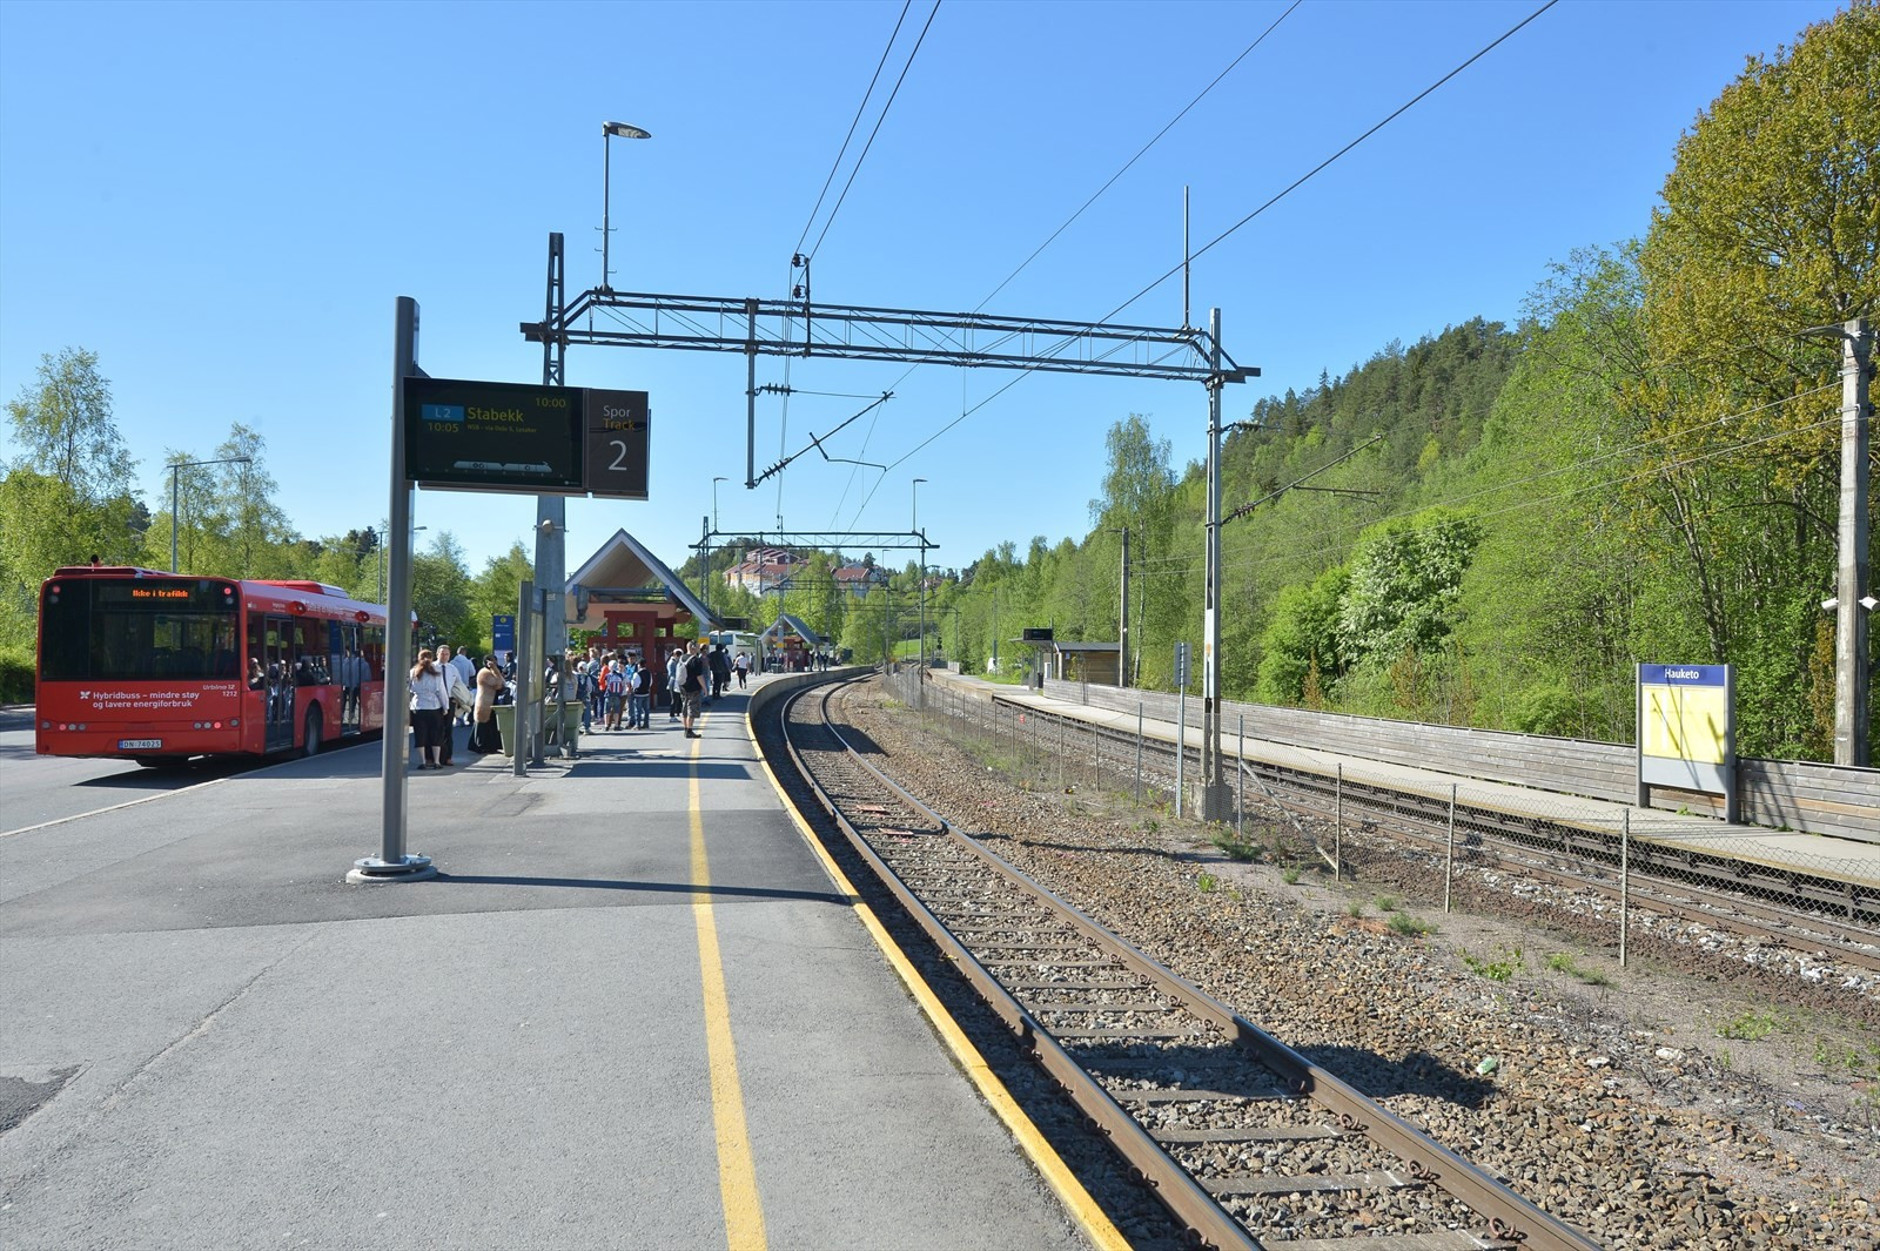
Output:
[40, 578, 240, 682]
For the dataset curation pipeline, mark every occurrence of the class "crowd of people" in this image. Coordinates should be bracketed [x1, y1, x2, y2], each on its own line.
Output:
[407, 637, 771, 769]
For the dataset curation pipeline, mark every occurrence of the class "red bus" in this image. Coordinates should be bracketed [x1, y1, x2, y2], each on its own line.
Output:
[36, 565, 391, 765]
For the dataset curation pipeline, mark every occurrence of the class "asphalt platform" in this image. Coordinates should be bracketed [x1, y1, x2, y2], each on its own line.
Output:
[0, 675, 1096, 1250]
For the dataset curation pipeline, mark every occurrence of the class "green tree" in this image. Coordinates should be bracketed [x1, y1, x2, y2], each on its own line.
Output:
[467, 542, 534, 655]
[0, 350, 142, 652]
[412, 531, 474, 650]
[1633, 5, 1879, 755]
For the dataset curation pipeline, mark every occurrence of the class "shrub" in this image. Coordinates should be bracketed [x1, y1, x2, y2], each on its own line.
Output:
[0, 648, 33, 704]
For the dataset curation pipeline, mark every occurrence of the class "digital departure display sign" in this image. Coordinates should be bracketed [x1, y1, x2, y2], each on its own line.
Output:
[404, 378, 586, 493]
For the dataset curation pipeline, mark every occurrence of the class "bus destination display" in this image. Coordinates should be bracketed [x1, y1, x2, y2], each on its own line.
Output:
[404, 378, 585, 493]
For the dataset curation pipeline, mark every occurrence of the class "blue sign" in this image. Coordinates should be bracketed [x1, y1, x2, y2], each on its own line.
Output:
[420, 403, 465, 425]
[492, 614, 516, 658]
[1639, 664, 1728, 686]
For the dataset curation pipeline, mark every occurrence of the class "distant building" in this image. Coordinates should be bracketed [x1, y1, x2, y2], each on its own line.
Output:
[832, 562, 888, 599]
[723, 547, 804, 595]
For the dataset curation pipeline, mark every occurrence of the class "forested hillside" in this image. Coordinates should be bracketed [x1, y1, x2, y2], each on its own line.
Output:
[921, 8, 1877, 761]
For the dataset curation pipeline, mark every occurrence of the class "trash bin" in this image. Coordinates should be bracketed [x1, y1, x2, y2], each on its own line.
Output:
[493, 703, 516, 756]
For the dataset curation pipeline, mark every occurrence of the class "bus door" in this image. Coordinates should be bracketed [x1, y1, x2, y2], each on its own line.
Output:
[253, 614, 297, 752]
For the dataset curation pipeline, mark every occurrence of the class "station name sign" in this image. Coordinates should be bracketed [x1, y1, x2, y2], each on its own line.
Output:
[404, 377, 649, 499]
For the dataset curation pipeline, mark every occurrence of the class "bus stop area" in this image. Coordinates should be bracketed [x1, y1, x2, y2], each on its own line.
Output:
[0, 674, 1093, 1250]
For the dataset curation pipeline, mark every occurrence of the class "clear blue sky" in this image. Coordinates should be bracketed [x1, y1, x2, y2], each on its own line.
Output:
[0, 0, 1845, 589]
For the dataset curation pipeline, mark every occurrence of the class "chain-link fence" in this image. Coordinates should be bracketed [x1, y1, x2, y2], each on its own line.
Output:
[881, 668, 1880, 966]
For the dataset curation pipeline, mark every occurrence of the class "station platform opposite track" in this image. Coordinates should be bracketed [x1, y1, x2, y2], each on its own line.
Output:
[0, 673, 1103, 1250]
[920, 667, 1880, 895]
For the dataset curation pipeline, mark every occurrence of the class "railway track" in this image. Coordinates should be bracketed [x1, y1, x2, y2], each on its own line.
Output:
[770, 675, 1600, 1251]
[962, 687, 1880, 978]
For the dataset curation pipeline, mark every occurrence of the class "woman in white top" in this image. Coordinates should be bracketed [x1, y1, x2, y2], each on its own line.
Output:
[409, 648, 450, 769]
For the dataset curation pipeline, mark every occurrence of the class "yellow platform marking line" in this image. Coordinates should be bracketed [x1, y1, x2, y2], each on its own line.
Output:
[689, 731, 769, 1251]
[742, 691, 1130, 1251]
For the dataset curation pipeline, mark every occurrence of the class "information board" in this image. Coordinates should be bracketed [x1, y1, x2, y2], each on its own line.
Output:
[405, 378, 584, 492]
[1637, 663, 1737, 821]
[585, 388, 650, 500]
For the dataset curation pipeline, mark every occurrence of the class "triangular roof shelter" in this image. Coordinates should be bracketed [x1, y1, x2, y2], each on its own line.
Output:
[761, 612, 825, 649]
[565, 529, 715, 650]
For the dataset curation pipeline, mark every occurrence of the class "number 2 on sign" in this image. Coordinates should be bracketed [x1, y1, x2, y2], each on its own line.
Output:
[608, 439, 629, 470]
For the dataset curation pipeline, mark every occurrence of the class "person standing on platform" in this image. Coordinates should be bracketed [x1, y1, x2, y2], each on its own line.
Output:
[733, 649, 749, 689]
[709, 643, 731, 700]
[603, 657, 626, 731]
[667, 646, 685, 722]
[441, 645, 475, 725]
[680, 641, 707, 739]
[471, 654, 504, 755]
[409, 648, 449, 770]
[440, 661, 471, 767]
[629, 656, 651, 729]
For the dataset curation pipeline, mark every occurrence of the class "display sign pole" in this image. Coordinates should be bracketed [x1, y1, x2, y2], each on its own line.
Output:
[354, 296, 434, 882]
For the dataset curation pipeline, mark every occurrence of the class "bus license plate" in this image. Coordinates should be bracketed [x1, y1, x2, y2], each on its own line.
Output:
[119, 739, 162, 749]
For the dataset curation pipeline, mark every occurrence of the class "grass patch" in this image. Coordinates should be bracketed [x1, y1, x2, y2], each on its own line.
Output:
[1211, 831, 1264, 862]
[1345, 901, 1366, 918]
[1717, 1009, 1784, 1041]
[1281, 867, 1302, 886]
[1375, 894, 1403, 913]
[1196, 872, 1219, 893]
[1462, 947, 1524, 982]
[1387, 912, 1436, 938]
[1544, 952, 1613, 987]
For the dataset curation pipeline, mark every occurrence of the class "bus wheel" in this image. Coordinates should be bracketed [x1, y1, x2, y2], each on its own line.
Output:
[303, 707, 324, 758]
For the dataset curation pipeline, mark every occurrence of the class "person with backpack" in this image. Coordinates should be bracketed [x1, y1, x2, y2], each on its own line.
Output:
[629, 657, 651, 729]
[680, 641, 707, 739]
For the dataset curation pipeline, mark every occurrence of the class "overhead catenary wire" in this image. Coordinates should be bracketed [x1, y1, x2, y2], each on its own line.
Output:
[1102, 0, 1562, 324]
[845, 0, 1560, 523]
[802, 0, 943, 264]
[973, 0, 1304, 312]
[793, 0, 916, 261]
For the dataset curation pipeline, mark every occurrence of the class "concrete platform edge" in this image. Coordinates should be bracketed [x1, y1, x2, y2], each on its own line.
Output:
[746, 670, 1129, 1251]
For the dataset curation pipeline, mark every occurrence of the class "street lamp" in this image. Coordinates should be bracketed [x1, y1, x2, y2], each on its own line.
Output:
[601, 121, 651, 291]
[168, 456, 251, 573]
[712, 476, 727, 532]
[377, 521, 425, 602]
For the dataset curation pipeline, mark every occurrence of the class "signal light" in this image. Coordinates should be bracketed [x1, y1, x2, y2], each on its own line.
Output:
[290, 600, 307, 615]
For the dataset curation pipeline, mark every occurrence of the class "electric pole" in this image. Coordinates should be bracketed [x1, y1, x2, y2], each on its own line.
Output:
[1118, 526, 1130, 690]
[1835, 317, 1873, 766]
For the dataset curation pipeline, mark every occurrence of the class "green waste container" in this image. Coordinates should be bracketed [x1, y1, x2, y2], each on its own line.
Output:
[492, 704, 516, 756]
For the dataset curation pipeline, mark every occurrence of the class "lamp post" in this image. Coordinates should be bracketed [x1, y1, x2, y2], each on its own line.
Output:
[601, 121, 651, 291]
[168, 456, 251, 573]
[377, 520, 424, 602]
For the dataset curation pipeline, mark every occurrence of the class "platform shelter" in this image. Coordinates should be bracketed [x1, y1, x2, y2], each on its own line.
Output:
[566, 528, 714, 660]
[762, 612, 825, 671]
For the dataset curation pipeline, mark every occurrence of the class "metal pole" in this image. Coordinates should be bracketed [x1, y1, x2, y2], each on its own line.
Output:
[1834, 317, 1872, 766]
[1118, 526, 1130, 689]
[513, 580, 533, 778]
[1177, 682, 1186, 819]
[360, 296, 431, 880]
[1136, 702, 1143, 803]
[537, 230, 569, 758]
[1201, 307, 1225, 820]
[169, 465, 179, 573]
[1444, 782, 1456, 913]
[1237, 714, 1244, 839]
[601, 129, 611, 289]
[1619, 807, 1630, 969]
[1334, 763, 1343, 883]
